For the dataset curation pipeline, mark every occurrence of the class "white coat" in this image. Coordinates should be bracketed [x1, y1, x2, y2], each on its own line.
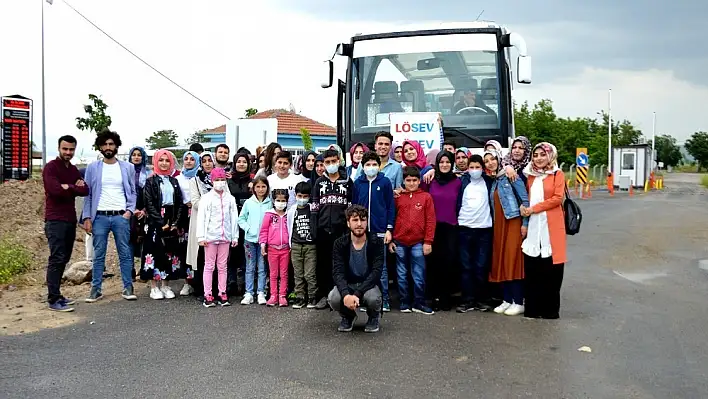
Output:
[196, 189, 239, 243]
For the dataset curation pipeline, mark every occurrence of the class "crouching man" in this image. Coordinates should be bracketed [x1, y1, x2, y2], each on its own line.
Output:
[328, 205, 384, 333]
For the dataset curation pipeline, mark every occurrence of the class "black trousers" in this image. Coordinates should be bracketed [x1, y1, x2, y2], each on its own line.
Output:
[189, 246, 219, 298]
[523, 255, 564, 319]
[315, 227, 345, 299]
[428, 222, 458, 306]
[45, 221, 76, 304]
[227, 232, 245, 295]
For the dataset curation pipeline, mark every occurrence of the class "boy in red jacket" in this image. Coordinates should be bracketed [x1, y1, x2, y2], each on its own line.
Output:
[389, 166, 437, 314]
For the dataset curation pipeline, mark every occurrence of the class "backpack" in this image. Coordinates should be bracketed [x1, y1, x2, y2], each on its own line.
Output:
[562, 182, 582, 235]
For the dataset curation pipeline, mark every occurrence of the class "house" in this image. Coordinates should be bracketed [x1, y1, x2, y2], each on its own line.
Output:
[202, 109, 336, 156]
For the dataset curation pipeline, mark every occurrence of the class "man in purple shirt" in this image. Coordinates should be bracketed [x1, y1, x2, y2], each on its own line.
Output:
[81, 130, 138, 303]
[43, 135, 89, 312]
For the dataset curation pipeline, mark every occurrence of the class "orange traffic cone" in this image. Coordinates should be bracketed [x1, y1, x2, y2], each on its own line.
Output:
[629, 184, 634, 197]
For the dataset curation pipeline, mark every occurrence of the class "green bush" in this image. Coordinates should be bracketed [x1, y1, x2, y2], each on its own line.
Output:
[701, 175, 708, 189]
[0, 239, 32, 284]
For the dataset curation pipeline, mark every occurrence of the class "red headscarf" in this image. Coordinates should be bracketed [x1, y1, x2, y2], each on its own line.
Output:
[152, 149, 176, 176]
[349, 142, 370, 168]
[402, 140, 427, 169]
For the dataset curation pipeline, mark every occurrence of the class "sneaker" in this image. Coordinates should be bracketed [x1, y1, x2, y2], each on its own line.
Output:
[279, 296, 288, 307]
[314, 297, 328, 310]
[292, 298, 306, 309]
[241, 293, 254, 305]
[257, 292, 267, 305]
[266, 295, 278, 307]
[180, 284, 193, 296]
[121, 286, 138, 301]
[400, 304, 412, 313]
[494, 301, 512, 314]
[412, 305, 435, 315]
[359, 307, 368, 313]
[364, 314, 380, 333]
[59, 297, 76, 306]
[161, 286, 176, 299]
[49, 301, 74, 312]
[218, 294, 231, 307]
[382, 301, 391, 313]
[503, 303, 525, 316]
[338, 314, 357, 332]
[475, 301, 493, 312]
[203, 295, 216, 308]
[456, 302, 476, 313]
[150, 287, 164, 300]
[306, 298, 317, 309]
[85, 287, 103, 303]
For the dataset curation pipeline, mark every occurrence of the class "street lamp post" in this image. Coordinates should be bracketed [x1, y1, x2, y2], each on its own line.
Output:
[607, 89, 612, 174]
[41, 0, 52, 168]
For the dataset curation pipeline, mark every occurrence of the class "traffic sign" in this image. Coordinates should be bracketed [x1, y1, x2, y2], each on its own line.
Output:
[576, 153, 588, 167]
[1, 95, 33, 182]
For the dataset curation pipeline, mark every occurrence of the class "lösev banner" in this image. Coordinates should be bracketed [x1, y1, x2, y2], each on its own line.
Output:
[389, 112, 442, 155]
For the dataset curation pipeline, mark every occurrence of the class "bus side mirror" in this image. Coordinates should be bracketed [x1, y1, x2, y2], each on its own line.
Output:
[321, 60, 334, 88]
[517, 56, 532, 84]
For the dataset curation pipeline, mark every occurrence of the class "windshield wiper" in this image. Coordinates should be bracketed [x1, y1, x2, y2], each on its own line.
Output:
[443, 126, 486, 146]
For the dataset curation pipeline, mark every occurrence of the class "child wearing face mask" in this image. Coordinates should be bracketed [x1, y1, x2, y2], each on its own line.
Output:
[286, 181, 318, 309]
[455, 154, 494, 314]
[259, 189, 291, 307]
[196, 168, 240, 307]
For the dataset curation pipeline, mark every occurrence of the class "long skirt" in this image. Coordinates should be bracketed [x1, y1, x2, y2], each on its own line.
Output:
[139, 206, 185, 281]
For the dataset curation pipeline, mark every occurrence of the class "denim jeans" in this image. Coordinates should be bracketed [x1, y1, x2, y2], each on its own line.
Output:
[244, 241, 266, 295]
[458, 226, 493, 303]
[394, 242, 426, 307]
[379, 238, 389, 303]
[91, 214, 133, 291]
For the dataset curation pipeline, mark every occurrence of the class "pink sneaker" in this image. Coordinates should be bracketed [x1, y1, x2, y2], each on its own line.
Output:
[266, 295, 278, 307]
[279, 296, 288, 307]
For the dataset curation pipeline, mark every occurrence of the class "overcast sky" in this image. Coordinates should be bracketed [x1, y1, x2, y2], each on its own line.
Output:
[1, 0, 706, 160]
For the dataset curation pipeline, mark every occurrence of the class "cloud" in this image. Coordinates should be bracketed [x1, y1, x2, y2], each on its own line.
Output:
[0, 0, 703, 164]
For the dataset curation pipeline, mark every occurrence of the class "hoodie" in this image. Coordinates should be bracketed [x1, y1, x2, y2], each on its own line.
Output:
[258, 209, 290, 250]
[393, 188, 437, 247]
[238, 194, 273, 243]
[352, 172, 395, 235]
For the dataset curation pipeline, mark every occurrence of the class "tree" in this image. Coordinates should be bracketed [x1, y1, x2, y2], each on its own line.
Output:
[300, 127, 313, 151]
[76, 94, 112, 135]
[245, 108, 258, 118]
[649, 134, 683, 167]
[685, 131, 708, 170]
[145, 129, 178, 150]
[184, 129, 209, 146]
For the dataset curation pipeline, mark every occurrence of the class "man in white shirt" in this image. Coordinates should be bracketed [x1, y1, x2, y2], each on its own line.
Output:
[267, 151, 305, 211]
[455, 154, 493, 313]
[81, 130, 138, 303]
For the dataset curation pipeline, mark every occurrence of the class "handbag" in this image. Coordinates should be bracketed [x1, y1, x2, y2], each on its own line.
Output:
[560, 175, 582, 235]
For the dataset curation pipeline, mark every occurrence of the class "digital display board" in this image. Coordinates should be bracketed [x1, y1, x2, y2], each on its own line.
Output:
[1, 96, 33, 182]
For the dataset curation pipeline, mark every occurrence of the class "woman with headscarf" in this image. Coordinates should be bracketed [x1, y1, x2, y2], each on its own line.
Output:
[346, 142, 369, 181]
[186, 152, 216, 298]
[255, 142, 282, 179]
[503, 136, 531, 182]
[128, 146, 149, 279]
[327, 144, 347, 168]
[425, 150, 462, 311]
[520, 142, 567, 319]
[174, 151, 200, 296]
[484, 140, 503, 176]
[227, 152, 253, 295]
[140, 150, 185, 300]
[401, 140, 433, 176]
[298, 150, 318, 181]
[484, 149, 529, 316]
[425, 148, 440, 167]
[390, 141, 404, 164]
[313, 153, 325, 180]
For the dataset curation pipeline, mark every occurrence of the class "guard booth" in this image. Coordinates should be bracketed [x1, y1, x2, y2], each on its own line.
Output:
[612, 144, 654, 188]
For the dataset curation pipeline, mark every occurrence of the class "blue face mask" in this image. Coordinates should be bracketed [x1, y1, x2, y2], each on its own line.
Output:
[469, 169, 483, 179]
[364, 166, 378, 178]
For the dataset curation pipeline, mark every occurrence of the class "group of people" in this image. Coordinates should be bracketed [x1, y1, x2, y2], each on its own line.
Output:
[43, 128, 568, 333]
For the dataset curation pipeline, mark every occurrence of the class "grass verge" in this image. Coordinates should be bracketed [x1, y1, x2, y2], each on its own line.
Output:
[0, 238, 33, 284]
[701, 175, 708, 188]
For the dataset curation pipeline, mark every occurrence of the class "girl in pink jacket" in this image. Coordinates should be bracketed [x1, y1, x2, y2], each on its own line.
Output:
[259, 189, 290, 307]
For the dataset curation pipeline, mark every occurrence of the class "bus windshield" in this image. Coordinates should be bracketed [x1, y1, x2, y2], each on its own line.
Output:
[350, 49, 505, 146]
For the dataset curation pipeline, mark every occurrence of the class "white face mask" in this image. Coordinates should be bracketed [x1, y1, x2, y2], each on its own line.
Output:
[296, 198, 309, 207]
[213, 181, 226, 191]
[468, 170, 483, 179]
[364, 166, 378, 178]
[274, 201, 287, 210]
[325, 164, 339, 175]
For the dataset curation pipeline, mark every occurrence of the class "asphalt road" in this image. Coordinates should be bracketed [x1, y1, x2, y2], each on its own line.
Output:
[2, 174, 707, 399]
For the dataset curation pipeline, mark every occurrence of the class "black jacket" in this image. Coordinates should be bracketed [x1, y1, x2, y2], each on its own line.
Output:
[332, 233, 383, 298]
[143, 175, 184, 228]
[227, 174, 252, 214]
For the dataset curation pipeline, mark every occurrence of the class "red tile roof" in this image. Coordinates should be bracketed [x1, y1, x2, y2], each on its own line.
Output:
[203, 109, 335, 136]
